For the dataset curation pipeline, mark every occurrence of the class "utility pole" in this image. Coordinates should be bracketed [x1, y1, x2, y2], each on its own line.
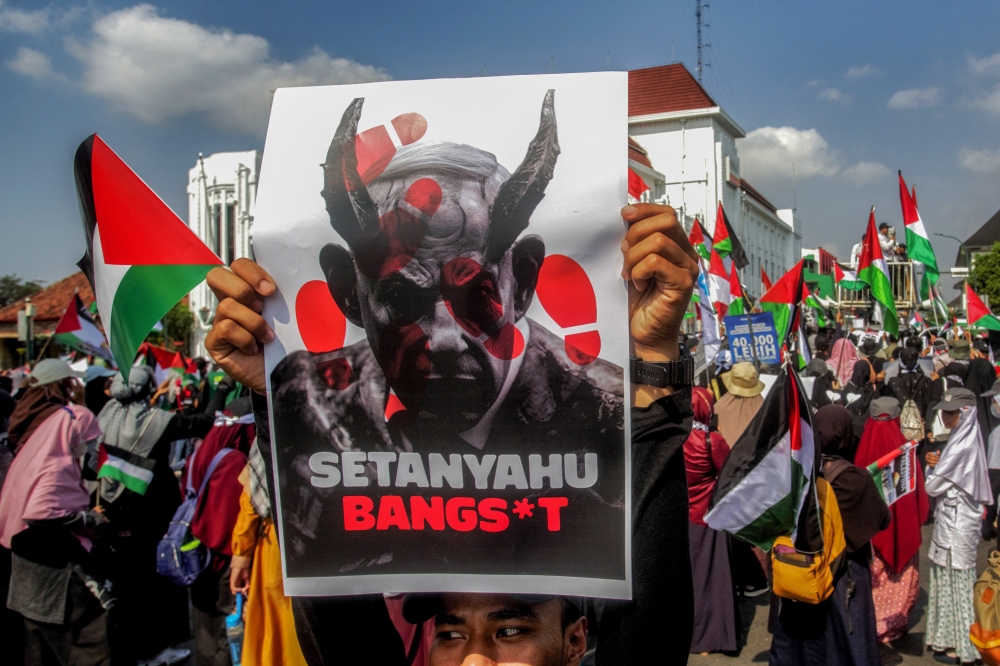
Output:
[696, 0, 710, 83]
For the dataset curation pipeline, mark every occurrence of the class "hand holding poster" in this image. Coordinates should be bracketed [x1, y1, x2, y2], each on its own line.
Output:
[867, 442, 919, 506]
[253, 74, 630, 598]
[723, 312, 780, 365]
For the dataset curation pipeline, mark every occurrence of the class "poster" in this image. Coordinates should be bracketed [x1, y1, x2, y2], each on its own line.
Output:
[252, 73, 630, 598]
[867, 442, 918, 506]
[723, 312, 780, 365]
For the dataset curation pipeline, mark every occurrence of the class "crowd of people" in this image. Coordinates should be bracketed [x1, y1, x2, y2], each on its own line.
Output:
[1, 200, 999, 666]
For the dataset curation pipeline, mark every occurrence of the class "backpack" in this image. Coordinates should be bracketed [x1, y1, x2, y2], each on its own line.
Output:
[770, 472, 846, 605]
[971, 551, 1000, 665]
[931, 377, 952, 442]
[156, 448, 233, 586]
[900, 398, 924, 442]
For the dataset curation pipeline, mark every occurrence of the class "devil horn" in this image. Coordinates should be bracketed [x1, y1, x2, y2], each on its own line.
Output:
[321, 98, 380, 249]
[486, 89, 560, 262]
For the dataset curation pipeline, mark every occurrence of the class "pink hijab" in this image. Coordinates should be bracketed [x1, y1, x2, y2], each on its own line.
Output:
[0, 404, 101, 549]
[827, 338, 860, 387]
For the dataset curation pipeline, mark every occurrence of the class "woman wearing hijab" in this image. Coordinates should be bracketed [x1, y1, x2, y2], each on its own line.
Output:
[843, 360, 884, 432]
[685, 387, 738, 654]
[924, 388, 993, 665]
[769, 404, 890, 666]
[95, 366, 233, 666]
[185, 397, 255, 666]
[714, 362, 765, 446]
[82, 366, 117, 418]
[854, 398, 929, 656]
[230, 442, 307, 666]
[6, 359, 84, 452]
[887, 348, 934, 442]
[805, 359, 840, 410]
[828, 337, 861, 389]
[0, 404, 109, 665]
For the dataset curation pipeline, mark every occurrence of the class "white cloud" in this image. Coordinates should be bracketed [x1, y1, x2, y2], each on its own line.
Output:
[840, 161, 890, 185]
[0, 1, 49, 33]
[6, 46, 60, 79]
[887, 87, 942, 109]
[845, 65, 877, 79]
[968, 52, 1000, 75]
[737, 126, 840, 180]
[819, 87, 850, 104]
[959, 147, 1000, 173]
[67, 4, 390, 134]
[807, 79, 822, 87]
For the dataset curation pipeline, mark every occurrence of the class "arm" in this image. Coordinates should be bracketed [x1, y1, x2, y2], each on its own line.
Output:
[160, 379, 236, 441]
[924, 470, 951, 497]
[230, 489, 261, 594]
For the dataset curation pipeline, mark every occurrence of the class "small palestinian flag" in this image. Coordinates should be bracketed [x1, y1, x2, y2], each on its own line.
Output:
[759, 259, 805, 348]
[706, 368, 819, 552]
[53, 293, 114, 364]
[803, 285, 828, 328]
[712, 202, 749, 269]
[97, 444, 155, 495]
[834, 263, 865, 291]
[727, 263, 750, 316]
[74, 135, 222, 373]
[858, 208, 899, 335]
[708, 249, 731, 317]
[688, 220, 711, 263]
[627, 168, 649, 199]
[967, 284, 1000, 331]
[761, 267, 773, 293]
[139, 342, 186, 386]
[909, 310, 926, 331]
[899, 171, 940, 284]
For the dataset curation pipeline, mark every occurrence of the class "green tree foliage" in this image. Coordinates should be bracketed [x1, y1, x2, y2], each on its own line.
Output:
[144, 302, 195, 349]
[971, 242, 1000, 309]
[0, 274, 44, 307]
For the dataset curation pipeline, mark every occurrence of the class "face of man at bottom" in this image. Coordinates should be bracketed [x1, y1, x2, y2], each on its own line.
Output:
[430, 594, 587, 666]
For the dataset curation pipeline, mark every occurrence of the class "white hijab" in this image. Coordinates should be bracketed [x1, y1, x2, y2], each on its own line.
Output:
[936, 405, 993, 505]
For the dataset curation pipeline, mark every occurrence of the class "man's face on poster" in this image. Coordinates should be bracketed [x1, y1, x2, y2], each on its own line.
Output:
[344, 171, 542, 427]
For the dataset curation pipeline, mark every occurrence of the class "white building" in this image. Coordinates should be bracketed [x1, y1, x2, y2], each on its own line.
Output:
[628, 64, 801, 298]
[187, 151, 261, 355]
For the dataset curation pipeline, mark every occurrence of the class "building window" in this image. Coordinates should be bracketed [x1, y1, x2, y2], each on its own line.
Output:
[212, 204, 222, 256]
[226, 203, 236, 265]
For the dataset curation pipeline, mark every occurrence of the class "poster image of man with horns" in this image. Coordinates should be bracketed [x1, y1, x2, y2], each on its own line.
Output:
[253, 73, 630, 598]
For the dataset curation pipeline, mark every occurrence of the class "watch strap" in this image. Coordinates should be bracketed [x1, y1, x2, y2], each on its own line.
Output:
[630, 349, 694, 388]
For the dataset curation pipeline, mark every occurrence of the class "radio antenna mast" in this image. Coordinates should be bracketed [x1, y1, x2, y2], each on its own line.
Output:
[696, 0, 709, 83]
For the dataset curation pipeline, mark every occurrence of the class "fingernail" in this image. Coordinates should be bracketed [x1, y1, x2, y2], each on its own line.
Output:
[622, 205, 636, 216]
[252, 299, 264, 313]
[264, 328, 275, 342]
[621, 268, 628, 279]
[620, 239, 629, 252]
[259, 280, 275, 295]
[251, 344, 259, 355]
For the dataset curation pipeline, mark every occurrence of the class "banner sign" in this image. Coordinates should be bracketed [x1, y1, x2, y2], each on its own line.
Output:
[253, 73, 630, 598]
[866, 442, 918, 506]
[723, 312, 780, 364]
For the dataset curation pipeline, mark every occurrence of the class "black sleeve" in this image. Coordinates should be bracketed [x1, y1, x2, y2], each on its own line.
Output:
[829, 465, 891, 552]
[985, 470, 1000, 541]
[597, 388, 694, 666]
[926, 378, 944, 425]
[160, 380, 235, 441]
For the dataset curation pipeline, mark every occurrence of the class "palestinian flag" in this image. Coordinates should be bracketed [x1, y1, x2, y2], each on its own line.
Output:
[858, 208, 899, 335]
[761, 267, 773, 292]
[759, 259, 805, 347]
[803, 285, 828, 328]
[899, 171, 939, 283]
[967, 284, 1000, 331]
[74, 135, 222, 373]
[834, 263, 865, 291]
[712, 202, 749, 269]
[909, 310, 926, 331]
[727, 263, 750, 316]
[708, 249, 731, 316]
[688, 220, 712, 262]
[627, 168, 649, 199]
[706, 368, 819, 552]
[53, 293, 114, 364]
[139, 342, 186, 386]
[921, 272, 950, 320]
[695, 261, 722, 363]
[97, 443, 155, 495]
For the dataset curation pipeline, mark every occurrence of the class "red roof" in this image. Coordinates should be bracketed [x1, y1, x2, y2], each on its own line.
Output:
[0, 272, 94, 324]
[739, 179, 777, 214]
[628, 137, 653, 168]
[629, 64, 717, 117]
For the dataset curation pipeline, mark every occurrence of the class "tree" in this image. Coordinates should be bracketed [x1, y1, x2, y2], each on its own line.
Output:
[144, 302, 195, 350]
[970, 241, 1000, 309]
[0, 274, 44, 307]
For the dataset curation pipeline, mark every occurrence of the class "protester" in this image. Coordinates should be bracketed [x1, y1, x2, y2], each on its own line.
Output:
[0, 404, 108, 665]
[230, 442, 307, 666]
[83, 365, 117, 417]
[715, 361, 765, 446]
[878, 222, 897, 257]
[828, 337, 861, 388]
[854, 398, 929, 658]
[805, 358, 839, 409]
[769, 403, 890, 666]
[95, 366, 233, 666]
[7, 359, 84, 452]
[887, 347, 934, 443]
[984, 379, 1000, 551]
[924, 388, 993, 665]
[184, 397, 255, 666]
[204, 201, 702, 665]
[685, 387, 738, 654]
[843, 360, 883, 433]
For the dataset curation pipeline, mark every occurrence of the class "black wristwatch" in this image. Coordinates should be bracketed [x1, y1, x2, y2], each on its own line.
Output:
[630, 344, 694, 388]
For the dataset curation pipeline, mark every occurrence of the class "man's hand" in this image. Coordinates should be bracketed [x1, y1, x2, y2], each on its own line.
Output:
[230, 564, 251, 595]
[620, 204, 700, 363]
[926, 451, 940, 467]
[205, 258, 276, 394]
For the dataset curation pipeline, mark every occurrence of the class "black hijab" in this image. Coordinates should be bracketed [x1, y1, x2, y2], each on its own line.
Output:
[814, 404, 858, 460]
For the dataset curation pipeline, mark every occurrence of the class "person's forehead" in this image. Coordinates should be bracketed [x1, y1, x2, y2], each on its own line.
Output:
[438, 593, 558, 620]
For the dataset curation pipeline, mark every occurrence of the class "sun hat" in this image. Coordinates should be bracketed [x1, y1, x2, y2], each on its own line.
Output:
[28, 358, 85, 386]
[721, 362, 765, 398]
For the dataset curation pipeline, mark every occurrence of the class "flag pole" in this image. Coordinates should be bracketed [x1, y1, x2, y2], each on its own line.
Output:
[31, 334, 54, 368]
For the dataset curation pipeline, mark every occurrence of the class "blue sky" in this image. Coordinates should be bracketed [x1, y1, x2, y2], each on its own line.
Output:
[3, 1, 1000, 299]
